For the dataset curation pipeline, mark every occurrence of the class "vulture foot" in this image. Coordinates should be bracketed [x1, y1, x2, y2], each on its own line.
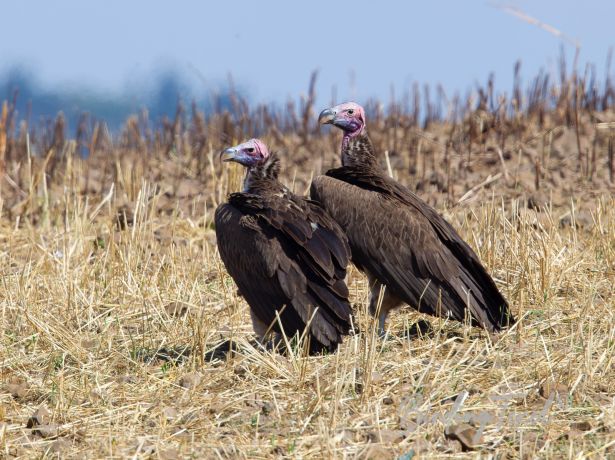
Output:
[367, 276, 403, 337]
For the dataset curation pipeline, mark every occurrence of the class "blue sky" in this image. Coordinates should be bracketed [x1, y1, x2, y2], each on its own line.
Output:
[1, 0, 613, 105]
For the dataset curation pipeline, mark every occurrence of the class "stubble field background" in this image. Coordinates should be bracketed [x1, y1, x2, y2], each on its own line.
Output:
[1, 66, 615, 458]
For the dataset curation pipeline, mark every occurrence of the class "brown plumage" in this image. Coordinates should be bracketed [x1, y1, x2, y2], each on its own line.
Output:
[215, 139, 353, 354]
[312, 102, 515, 334]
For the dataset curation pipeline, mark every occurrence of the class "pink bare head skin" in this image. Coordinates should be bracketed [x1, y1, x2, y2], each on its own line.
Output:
[318, 102, 366, 138]
[221, 138, 270, 167]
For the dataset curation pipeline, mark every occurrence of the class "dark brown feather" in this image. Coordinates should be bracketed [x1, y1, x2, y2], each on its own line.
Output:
[311, 134, 515, 332]
[215, 153, 353, 353]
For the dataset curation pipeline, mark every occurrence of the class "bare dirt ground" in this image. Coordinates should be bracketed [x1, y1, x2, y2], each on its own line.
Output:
[1, 73, 615, 458]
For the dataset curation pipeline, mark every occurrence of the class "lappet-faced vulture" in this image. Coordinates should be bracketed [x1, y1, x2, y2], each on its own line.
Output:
[215, 139, 353, 354]
[311, 102, 515, 334]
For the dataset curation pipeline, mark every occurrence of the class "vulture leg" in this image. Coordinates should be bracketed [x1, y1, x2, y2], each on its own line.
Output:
[250, 310, 284, 350]
[250, 309, 270, 343]
[367, 273, 403, 336]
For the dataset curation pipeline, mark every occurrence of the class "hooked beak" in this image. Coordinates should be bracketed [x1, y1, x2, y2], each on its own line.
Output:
[219, 145, 257, 167]
[318, 108, 336, 125]
[219, 147, 238, 162]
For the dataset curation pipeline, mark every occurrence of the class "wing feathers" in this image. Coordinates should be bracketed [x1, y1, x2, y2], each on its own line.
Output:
[216, 188, 352, 353]
[311, 172, 514, 332]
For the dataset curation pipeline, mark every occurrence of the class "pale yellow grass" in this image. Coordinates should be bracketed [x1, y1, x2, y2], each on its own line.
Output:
[1, 174, 614, 458]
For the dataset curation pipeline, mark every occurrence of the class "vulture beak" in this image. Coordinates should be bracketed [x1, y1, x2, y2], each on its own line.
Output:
[220, 147, 238, 162]
[318, 108, 336, 125]
[220, 145, 256, 167]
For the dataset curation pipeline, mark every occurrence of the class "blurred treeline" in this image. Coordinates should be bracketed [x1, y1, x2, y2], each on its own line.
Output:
[0, 65, 238, 132]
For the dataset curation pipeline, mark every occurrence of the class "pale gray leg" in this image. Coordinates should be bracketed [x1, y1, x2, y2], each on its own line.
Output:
[377, 312, 387, 337]
[367, 273, 403, 337]
[250, 309, 269, 343]
[250, 310, 284, 351]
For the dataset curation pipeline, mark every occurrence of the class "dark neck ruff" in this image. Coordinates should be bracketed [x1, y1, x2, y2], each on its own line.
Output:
[243, 154, 283, 193]
[342, 132, 378, 169]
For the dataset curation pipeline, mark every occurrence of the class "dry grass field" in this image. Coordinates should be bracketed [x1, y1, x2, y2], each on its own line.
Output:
[1, 66, 615, 458]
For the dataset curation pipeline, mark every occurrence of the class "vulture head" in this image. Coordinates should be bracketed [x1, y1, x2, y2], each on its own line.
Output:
[318, 102, 366, 137]
[319, 102, 375, 167]
[221, 138, 270, 167]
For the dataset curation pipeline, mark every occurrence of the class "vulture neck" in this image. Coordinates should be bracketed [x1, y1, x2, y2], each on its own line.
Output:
[242, 154, 283, 193]
[342, 132, 379, 169]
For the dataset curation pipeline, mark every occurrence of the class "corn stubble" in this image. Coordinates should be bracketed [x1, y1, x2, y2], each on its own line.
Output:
[0, 63, 615, 458]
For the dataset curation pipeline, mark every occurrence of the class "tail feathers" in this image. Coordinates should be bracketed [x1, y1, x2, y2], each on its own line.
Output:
[458, 270, 514, 332]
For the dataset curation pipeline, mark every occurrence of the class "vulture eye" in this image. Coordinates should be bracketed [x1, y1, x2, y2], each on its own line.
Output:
[246, 148, 255, 153]
[347, 109, 354, 115]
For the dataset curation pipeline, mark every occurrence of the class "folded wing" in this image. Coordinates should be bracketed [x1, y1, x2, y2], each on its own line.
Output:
[215, 191, 353, 353]
[311, 170, 514, 332]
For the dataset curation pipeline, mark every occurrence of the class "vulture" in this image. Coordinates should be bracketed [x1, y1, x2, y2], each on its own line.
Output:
[311, 102, 515, 335]
[215, 139, 353, 354]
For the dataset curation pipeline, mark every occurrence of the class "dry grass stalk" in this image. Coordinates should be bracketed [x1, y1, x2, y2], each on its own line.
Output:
[0, 66, 615, 457]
